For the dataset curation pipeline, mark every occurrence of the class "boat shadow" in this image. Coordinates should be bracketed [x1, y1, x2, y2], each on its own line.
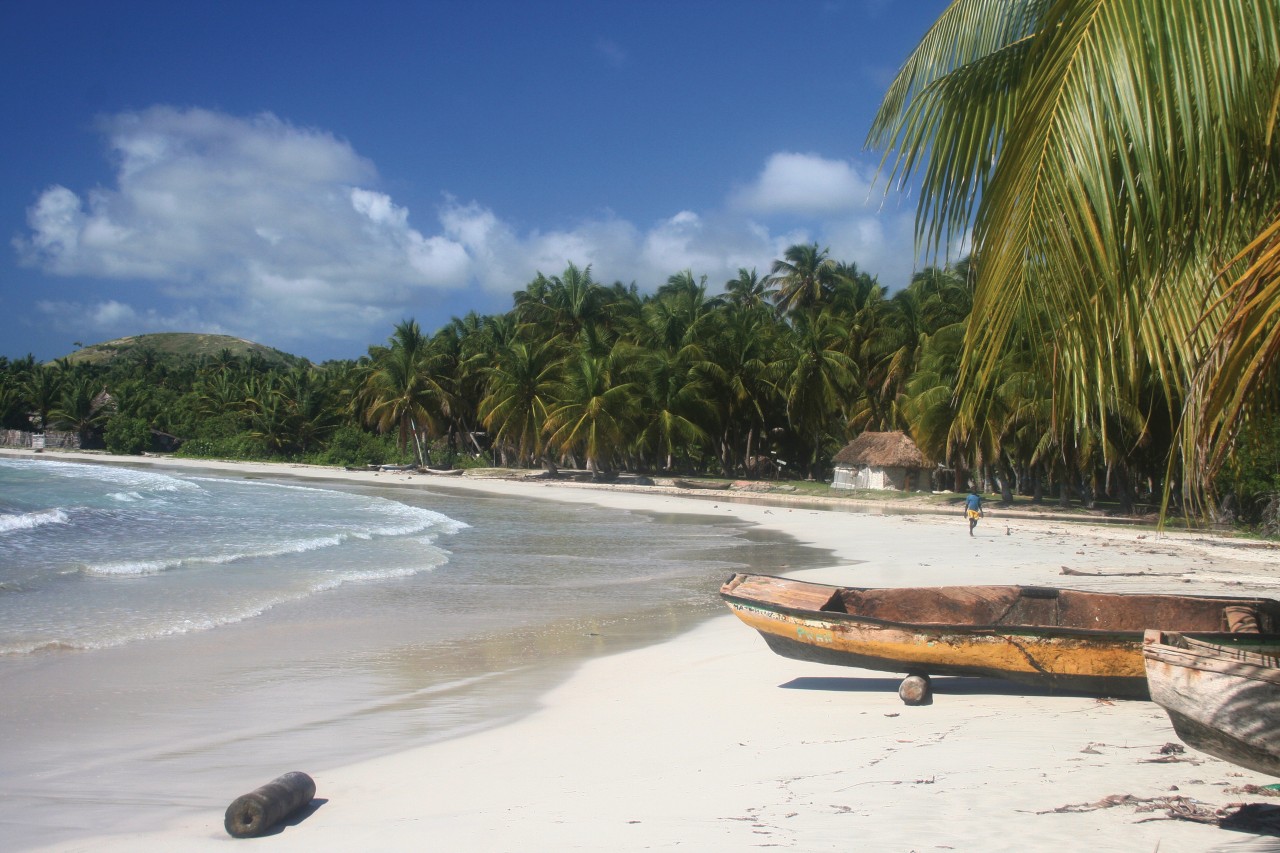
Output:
[778, 675, 1116, 699]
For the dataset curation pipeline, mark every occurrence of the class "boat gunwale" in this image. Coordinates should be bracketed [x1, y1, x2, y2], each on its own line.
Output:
[1143, 630, 1280, 686]
[721, 573, 1280, 644]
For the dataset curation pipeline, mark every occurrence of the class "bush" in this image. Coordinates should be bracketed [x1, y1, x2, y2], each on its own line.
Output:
[174, 433, 271, 461]
[103, 416, 152, 455]
[306, 426, 405, 467]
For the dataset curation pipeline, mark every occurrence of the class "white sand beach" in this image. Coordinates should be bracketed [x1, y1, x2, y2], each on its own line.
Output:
[11, 450, 1280, 852]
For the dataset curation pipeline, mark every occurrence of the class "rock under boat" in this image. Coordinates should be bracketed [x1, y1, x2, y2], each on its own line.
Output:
[720, 573, 1280, 704]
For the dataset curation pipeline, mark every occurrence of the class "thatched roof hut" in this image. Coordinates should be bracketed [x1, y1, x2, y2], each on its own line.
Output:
[832, 431, 931, 491]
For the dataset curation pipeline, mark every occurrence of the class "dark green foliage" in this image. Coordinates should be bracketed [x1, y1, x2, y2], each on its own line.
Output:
[5, 241, 1278, 529]
[103, 416, 152, 455]
[1219, 414, 1280, 528]
[305, 426, 405, 467]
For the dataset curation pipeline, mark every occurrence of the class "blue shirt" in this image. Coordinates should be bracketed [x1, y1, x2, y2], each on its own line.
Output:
[965, 492, 982, 511]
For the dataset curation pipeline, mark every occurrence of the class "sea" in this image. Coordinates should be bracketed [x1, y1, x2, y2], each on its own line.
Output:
[0, 456, 831, 847]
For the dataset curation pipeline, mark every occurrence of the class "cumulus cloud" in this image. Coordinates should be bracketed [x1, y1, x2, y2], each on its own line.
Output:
[34, 299, 226, 338]
[13, 106, 925, 355]
[732, 152, 875, 215]
[13, 107, 480, 347]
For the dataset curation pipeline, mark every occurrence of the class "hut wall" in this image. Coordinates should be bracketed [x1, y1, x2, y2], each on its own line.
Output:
[0, 429, 81, 449]
[833, 464, 928, 492]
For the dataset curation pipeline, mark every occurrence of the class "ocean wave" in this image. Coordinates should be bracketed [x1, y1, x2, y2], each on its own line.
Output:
[311, 556, 448, 592]
[187, 475, 470, 539]
[3, 549, 451, 656]
[79, 534, 354, 577]
[1, 458, 199, 494]
[0, 508, 69, 535]
[107, 491, 146, 502]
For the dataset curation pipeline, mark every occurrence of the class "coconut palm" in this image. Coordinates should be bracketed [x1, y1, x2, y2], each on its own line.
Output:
[694, 302, 779, 475]
[724, 268, 777, 313]
[478, 338, 562, 467]
[22, 363, 63, 430]
[868, 0, 1280, 509]
[358, 319, 455, 465]
[769, 244, 843, 315]
[49, 374, 113, 446]
[513, 263, 614, 354]
[544, 346, 638, 475]
[771, 310, 859, 477]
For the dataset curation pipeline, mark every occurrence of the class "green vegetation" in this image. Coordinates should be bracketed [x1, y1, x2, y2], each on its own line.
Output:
[868, 0, 1280, 522]
[63, 333, 305, 370]
[2, 3, 1278, 533]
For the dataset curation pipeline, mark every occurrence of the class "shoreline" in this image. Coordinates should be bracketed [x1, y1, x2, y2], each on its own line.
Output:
[8, 450, 1280, 851]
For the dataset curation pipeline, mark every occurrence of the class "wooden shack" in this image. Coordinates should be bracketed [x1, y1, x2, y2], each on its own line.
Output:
[831, 431, 931, 491]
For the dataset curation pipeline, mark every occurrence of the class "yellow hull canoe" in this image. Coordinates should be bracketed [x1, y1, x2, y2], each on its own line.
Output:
[721, 573, 1280, 700]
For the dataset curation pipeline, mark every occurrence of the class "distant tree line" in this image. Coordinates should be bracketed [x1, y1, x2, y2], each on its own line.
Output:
[2, 243, 1277, 528]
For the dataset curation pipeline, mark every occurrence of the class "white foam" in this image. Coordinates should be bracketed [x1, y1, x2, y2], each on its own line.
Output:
[0, 508, 69, 535]
[79, 534, 354, 577]
[1, 458, 199, 494]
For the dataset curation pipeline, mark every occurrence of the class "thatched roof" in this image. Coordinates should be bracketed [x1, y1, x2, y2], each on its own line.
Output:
[833, 431, 927, 468]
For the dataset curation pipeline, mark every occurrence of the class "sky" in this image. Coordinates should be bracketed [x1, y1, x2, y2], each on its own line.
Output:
[1, 0, 950, 364]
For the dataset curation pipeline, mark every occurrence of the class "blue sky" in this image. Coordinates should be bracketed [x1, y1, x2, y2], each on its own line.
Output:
[2, 0, 949, 363]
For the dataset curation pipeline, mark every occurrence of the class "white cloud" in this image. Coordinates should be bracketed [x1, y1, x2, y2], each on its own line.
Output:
[34, 299, 226, 338]
[13, 106, 926, 354]
[13, 107, 466, 293]
[732, 152, 875, 215]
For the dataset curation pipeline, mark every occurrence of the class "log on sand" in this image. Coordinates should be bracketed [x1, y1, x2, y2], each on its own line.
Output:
[224, 771, 316, 838]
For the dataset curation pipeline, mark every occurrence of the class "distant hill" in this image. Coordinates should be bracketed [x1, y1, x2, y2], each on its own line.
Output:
[62, 333, 309, 369]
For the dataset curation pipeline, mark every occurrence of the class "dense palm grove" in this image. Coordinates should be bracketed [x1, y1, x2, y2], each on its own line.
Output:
[4, 0, 1280, 530]
[0, 250, 972, 481]
[0, 245, 1273, 524]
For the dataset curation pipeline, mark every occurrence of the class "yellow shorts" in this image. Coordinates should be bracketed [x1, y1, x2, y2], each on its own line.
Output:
[967, 509, 981, 520]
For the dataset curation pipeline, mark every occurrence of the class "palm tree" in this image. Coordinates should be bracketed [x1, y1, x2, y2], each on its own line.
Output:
[358, 319, 455, 465]
[695, 303, 778, 475]
[768, 244, 843, 315]
[623, 339, 716, 473]
[22, 363, 63, 430]
[771, 311, 859, 478]
[50, 374, 113, 446]
[544, 346, 638, 475]
[513, 263, 614, 354]
[723, 268, 777, 313]
[868, 0, 1280, 510]
[478, 338, 562, 467]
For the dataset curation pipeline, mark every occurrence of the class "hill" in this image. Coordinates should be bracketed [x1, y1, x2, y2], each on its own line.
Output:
[62, 333, 308, 369]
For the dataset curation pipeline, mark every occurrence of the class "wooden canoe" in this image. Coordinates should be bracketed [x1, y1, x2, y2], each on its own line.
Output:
[1143, 630, 1280, 776]
[720, 573, 1280, 700]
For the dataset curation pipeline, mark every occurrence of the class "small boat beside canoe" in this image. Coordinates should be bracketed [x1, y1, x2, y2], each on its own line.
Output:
[1143, 630, 1280, 776]
[720, 573, 1280, 703]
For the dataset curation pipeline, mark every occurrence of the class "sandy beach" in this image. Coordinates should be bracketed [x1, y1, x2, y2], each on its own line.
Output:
[9, 450, 1280, 852]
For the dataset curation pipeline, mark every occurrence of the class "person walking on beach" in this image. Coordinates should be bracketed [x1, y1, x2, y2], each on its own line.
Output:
[965, 489, 984, 536]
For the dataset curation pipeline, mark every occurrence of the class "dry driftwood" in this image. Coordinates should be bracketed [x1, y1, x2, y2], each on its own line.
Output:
[224, 771, 316, 838]
[1059, 567, 1181, 578]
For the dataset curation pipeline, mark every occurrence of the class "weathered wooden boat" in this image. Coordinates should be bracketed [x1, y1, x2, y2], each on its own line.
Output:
[720, 573, 1280, 704]
[1143, 630, 1280, 776]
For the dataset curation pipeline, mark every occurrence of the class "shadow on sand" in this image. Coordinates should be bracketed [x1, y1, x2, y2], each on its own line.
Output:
[253, 798, 329, 837]
[778, 674, 1126, 700]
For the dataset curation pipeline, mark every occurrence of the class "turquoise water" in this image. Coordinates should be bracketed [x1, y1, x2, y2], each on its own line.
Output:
[0, 459, 464, 654]
[0, 458, 831, 848]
